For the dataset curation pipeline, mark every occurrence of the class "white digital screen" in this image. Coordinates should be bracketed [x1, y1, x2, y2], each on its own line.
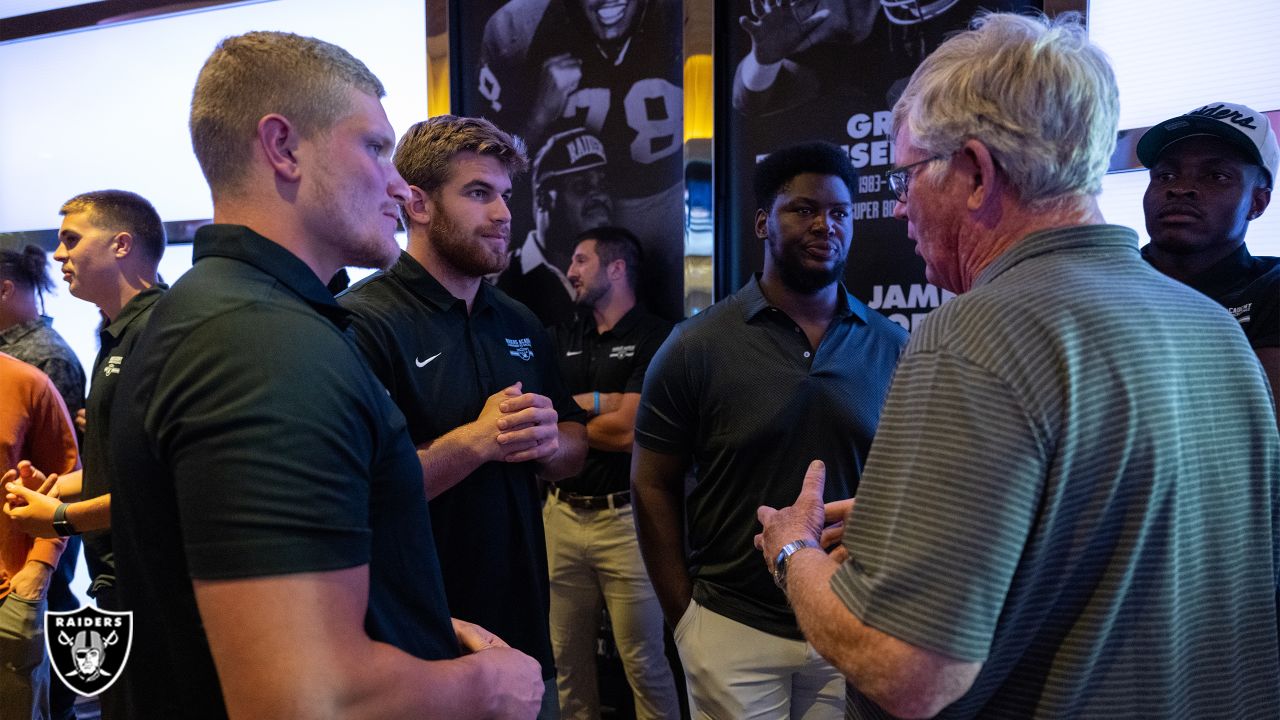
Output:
[1, 0, 426, 375]
[0, 0, 427, 232]
[2, 0, 427, 604]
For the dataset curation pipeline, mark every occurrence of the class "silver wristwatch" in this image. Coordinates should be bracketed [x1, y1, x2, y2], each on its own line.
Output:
[773, 539, 817, 590]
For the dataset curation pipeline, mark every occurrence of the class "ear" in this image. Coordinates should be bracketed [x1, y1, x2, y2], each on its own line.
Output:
[403, 185, 433, 227]
[606, 258, 627, 281]
[959, 138, 1000, 212]
[258, 113, 302, 183]
[112, 231, 134, 259]
[1249, 185, 1271, 221]
[755, 208, 769, 240]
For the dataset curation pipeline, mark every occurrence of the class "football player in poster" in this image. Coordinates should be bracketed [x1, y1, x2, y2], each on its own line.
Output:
[476, 0, 684, 322]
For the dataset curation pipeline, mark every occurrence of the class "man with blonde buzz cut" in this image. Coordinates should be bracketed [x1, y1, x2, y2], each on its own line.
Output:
[758, 13, 1280, 719]
[106, 31, 543, 719]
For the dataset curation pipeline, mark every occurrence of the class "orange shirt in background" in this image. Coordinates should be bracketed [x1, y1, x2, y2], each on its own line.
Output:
[0, 351, 79, 599]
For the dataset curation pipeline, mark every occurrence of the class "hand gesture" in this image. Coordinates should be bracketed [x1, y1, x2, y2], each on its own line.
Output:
[755, 459, 829, 570]
[819, 497, 855, 563]
[472, 383, 530, 462]
[473, 646, 544, 718]
[3, 461, 61, 539]
[739, 0, 833, 65]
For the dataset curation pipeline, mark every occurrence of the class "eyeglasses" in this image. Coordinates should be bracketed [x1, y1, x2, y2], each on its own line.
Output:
[886, 155, 945, 203]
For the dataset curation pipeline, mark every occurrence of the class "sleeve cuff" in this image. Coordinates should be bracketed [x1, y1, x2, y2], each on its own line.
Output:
[29, 537, 67, 568]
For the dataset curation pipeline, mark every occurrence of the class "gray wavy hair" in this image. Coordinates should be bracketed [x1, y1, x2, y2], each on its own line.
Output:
[893, 12, 1119, 206]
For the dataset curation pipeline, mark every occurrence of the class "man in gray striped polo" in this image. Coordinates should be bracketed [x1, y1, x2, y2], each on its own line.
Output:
[758, 12, 1280, 720]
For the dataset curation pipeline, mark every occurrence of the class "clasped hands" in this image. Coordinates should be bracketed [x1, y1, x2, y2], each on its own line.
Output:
[483, 381, 561, 464]
[3, 461, 62, 539]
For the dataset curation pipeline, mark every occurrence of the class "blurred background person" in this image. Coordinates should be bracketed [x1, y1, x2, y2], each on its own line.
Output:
[0, 243, 85, 720]
[548, 226, 677, 718]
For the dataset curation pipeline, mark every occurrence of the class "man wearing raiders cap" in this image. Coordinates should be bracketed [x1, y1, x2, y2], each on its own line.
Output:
[497, 127, 614, 327]
[1139, 102, 1279, 416]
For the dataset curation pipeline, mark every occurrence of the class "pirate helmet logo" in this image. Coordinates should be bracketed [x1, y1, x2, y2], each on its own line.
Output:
[44, 606, 133, 696]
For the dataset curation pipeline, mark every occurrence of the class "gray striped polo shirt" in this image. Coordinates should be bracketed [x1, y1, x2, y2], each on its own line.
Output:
[831, 225, 1280, 718]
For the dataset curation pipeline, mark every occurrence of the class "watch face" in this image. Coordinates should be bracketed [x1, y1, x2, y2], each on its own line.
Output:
[773, 548, 790, 589]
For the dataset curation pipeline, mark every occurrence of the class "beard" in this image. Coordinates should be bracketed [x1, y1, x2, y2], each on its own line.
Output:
[430, 208, 509, 277]
[574, 271, 610, 308]
[770, 237, 847, 295]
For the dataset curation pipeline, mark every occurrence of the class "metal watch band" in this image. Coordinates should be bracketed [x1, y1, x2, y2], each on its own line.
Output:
[773, 538, 818, 590]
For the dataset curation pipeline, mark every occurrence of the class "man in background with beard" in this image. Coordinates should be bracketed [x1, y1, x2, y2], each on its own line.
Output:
[632, 141, 907, 718]
[548, 226, 677, 718]
[338, 114, 588, 720]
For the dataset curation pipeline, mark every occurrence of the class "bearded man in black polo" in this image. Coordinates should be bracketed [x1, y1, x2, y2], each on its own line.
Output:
[338, 114, 588, 720]
[547, 225, 676, 718]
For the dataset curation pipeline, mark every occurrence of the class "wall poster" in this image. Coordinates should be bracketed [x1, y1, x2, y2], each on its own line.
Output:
[719, 0, 1038, 330]
[452, 0, 685, 326]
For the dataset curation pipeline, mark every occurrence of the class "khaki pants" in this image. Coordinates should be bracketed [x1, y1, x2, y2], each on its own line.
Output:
[673, 599, 844, 720]
[544, 493, 679, 719]
[0, 593, 50, 720]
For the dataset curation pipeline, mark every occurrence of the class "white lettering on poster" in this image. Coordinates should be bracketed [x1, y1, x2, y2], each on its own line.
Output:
[869, 283, 957, 331]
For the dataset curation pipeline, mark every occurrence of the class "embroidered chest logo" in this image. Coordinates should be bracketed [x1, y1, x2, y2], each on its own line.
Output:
[608, 345, 636, 360]
[506, 337, 534, 361]
[101, 356, 123, 377]
[1227, 302, 1253, 324]
[45, 606, 134, 697]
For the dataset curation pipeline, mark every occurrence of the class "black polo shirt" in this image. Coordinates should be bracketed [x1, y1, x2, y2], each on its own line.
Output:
[1142, 242, 1280, 349]
[80, 283, 166, 602]
[338, 251, 587, 680]
[551, 305, 672, 496]
[635, 275, 908, 639]
[109, 226, 458, 719]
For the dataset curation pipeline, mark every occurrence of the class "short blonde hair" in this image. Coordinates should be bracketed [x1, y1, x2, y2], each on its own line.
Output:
[894, 13, 1119, 206]
[189, 31, 385, 196]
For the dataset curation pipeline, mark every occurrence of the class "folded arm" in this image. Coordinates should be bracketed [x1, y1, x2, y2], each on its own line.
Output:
[582, 392, 641, 453]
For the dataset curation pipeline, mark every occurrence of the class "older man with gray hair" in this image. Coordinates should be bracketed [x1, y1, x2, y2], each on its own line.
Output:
[757, 12, 1280, 720]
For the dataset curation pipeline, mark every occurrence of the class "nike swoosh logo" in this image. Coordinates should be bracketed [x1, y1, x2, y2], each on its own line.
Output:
[415, 352, 442, 367]
[565, 350, 583, 356]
